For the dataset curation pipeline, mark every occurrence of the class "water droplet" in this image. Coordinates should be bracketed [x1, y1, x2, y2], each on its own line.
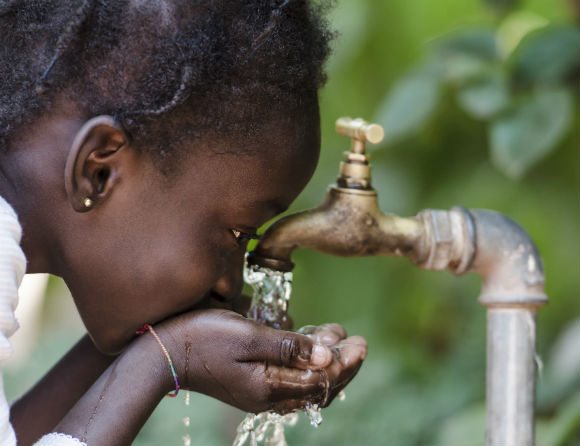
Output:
[304, 403, 323, 427]
[182, 391, 191, 445]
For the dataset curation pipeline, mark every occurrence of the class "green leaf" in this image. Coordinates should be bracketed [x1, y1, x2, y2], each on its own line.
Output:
[434, 29, 499, 86]
[496, 10, 548, 58]
[375, 67, 441, 145]
[484, 0, 520, 16]
[443, 54, 491, 86]
[435, 28, 499, 61]
[511, 26, 580, 86]
[490, 88, 573, 178]
[457, 70, 510, 119]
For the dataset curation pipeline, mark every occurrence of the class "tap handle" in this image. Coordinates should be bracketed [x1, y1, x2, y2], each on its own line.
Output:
[336, 117, 384, 145]
[335, 117, 383, 189]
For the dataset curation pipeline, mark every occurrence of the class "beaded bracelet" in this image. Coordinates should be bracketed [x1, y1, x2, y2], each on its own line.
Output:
[136, 323, 180, 397]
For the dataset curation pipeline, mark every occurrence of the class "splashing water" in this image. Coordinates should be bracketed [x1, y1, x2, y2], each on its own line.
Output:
[244, 261, 293, 329]
[233, 261, 331, 446]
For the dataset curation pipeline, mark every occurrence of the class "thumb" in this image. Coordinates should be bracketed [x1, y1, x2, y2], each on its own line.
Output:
[247, 325, 333, 370]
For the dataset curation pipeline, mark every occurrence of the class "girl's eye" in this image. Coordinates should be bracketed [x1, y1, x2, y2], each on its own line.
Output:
[230, 229, 260, 245]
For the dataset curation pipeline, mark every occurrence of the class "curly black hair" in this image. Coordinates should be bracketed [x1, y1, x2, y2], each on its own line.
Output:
[0, 0, 333, 170]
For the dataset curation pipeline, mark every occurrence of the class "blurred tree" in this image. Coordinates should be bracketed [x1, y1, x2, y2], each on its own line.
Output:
[375, 0, 580, 178]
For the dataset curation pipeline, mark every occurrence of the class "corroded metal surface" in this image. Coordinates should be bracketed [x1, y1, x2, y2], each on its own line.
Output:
[249, 117, 547, 446]
[250, 187, 425, 272]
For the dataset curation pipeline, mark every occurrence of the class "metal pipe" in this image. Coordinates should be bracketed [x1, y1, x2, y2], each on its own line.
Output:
[249, 118, 547, 445]
[471, 210, 546, 446]
[486, 308, 537, 446]
[417, 208, 546, 446]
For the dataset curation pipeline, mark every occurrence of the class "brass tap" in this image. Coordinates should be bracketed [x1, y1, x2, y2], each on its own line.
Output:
[335, 117, 383, 190]
[248, 117, 426, 272]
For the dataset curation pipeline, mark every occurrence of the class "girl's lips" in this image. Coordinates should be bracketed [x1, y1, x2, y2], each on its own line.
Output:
[192, 291, 232, 311]
[209, 291, 228, 302]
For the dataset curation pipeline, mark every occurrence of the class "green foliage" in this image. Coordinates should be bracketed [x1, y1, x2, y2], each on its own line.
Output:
[375, 65, 441, 144]
[457, 70, 510, 118]
[490, 87, 573, 177]
[511, 26, 580, 85]
[375, 7, 580, 178]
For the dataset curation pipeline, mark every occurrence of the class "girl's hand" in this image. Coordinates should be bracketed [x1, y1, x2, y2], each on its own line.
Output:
[196, 294, 294, 329]
[155, 309, 367, 413]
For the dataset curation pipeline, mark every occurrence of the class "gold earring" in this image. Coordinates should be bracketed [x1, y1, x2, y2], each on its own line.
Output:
[83, 197, 94, 209]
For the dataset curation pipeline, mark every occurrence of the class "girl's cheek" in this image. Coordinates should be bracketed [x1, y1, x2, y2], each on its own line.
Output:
[171, 243, 227, 299]
[143, 230, 238, 314]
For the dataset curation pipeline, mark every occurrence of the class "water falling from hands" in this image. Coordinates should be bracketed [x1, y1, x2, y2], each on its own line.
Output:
[182, 392, 191, 446]
[233, 260, 328, 446]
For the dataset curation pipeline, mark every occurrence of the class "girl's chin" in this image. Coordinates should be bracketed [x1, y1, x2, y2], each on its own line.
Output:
[88, 328, 136, 356]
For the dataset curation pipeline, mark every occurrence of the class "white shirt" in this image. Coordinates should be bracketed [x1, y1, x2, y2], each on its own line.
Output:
[0, 196, 85, 446]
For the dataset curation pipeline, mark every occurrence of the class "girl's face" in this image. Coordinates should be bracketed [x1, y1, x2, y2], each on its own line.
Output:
[61, 110, 320, 353]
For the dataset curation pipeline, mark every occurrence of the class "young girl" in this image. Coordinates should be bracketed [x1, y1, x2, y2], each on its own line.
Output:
[0, 1, 367, 445]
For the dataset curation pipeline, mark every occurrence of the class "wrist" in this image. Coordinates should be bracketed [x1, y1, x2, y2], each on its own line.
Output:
[124, 332, 176, 398]
[153, 318, 196, 392]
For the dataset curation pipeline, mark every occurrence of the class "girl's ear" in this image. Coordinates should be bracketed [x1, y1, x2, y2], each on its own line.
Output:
[65, 116, 128, 213]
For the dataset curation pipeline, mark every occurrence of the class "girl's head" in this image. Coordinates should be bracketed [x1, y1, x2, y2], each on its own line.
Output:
[0, 0, 333, 353]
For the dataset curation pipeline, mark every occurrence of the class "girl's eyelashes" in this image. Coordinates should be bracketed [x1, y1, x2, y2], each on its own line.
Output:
[230, 229, 260, 245]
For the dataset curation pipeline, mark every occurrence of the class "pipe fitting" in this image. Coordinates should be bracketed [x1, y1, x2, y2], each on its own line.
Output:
[416, 207, 547, 308]
[468, 210, 547, 308]
[416, 207, 475, 274]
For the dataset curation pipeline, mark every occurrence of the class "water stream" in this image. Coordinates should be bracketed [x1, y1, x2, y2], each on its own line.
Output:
[232, 260, 325, 446]
[182, 392, 191, 446]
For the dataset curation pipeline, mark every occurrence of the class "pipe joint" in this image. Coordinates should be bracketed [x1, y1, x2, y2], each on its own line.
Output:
[468, 210, 547, 308]
[417, 207, 547, 308]
[416, 207, 475, 274]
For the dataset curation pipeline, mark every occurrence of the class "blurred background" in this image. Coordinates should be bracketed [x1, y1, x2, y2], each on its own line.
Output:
[5, 0, 580, 444]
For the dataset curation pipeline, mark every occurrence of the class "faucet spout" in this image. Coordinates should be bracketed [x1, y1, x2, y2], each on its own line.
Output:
[249, 186, 425, 272]
[249, 117, 425, 272]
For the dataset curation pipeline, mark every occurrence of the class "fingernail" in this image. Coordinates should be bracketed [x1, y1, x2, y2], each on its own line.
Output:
[311, 344, 331, 367]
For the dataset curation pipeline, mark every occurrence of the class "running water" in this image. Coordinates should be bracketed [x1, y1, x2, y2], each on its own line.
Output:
[232, 260, 328, 446]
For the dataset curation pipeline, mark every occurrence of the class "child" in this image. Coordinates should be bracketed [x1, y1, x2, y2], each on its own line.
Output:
[0, 1, 367, 445]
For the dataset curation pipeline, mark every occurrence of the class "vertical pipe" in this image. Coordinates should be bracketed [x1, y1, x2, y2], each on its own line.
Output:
[486, 307, 537, 446]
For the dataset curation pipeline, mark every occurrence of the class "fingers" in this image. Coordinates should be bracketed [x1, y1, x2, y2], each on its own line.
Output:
[242, 322, 352, 371]
[334, 335, 368, 365]
[243, 325, 333, 370]
[320, 335, 368, 407]
[298, 323, 348, 346]
[265, 367, 326, 403]
[256, 335, 368, 412]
